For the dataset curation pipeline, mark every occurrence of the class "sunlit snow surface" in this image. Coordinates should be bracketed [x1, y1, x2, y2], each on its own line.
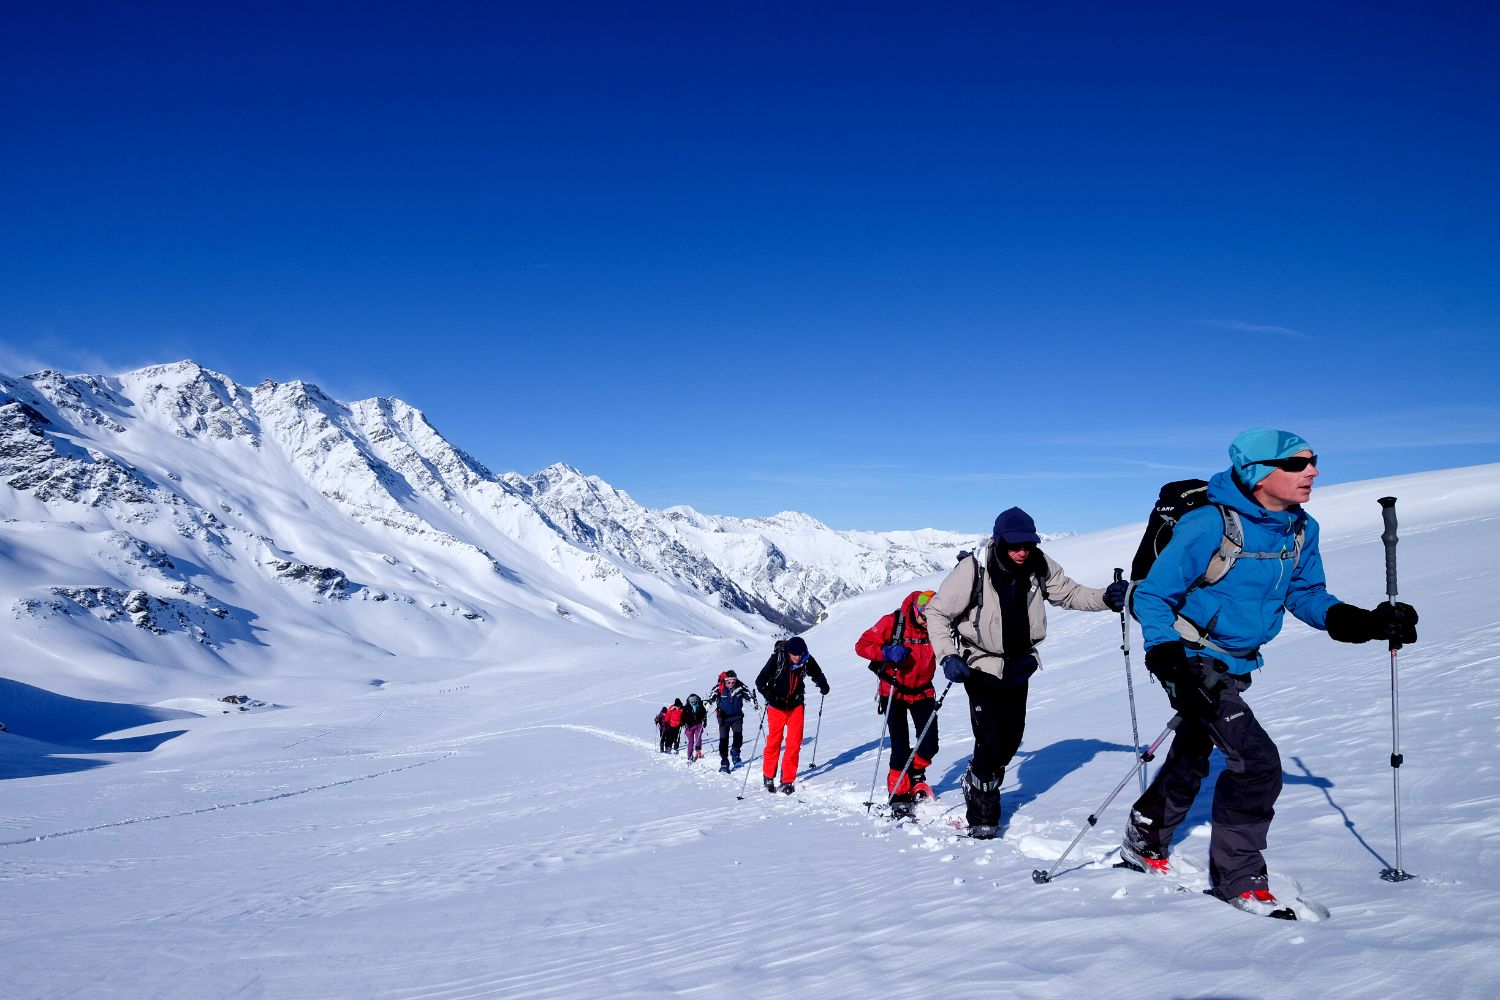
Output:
[2, 464, 1497, 999]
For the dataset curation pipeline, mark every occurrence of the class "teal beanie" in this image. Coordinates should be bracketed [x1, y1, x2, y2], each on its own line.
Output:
[1229, 428, 1312, 488]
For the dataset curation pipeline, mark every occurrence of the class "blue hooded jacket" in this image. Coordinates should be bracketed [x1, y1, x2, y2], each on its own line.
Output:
[1133, 468, 1343, 674]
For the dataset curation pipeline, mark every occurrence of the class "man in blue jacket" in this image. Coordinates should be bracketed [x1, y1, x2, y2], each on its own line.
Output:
[1124, 428, 1418, 916]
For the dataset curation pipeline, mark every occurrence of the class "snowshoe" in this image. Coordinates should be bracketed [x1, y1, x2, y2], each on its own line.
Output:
[910, 768, 933, 802]
[1225, 888, 1297, 921]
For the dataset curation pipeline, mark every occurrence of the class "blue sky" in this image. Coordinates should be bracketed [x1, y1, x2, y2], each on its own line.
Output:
[3, 2, 1497, 533]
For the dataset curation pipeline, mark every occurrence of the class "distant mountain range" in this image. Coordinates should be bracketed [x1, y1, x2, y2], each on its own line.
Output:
[0, 361, 982, 695]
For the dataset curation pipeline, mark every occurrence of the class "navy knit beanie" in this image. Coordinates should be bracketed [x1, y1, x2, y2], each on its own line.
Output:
[991, 507, 1041, 545]
[784, 636, 808, 657]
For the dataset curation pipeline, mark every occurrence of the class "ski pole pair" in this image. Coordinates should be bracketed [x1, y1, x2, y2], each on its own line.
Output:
[863, 679, 953, 814]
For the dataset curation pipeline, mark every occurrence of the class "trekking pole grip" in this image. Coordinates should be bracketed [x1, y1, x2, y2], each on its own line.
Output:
[1378, 497, 1399, 599]
[1113, 567, 1123, 584]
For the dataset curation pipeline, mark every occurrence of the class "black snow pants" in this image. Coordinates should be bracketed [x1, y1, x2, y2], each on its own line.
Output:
[888, 696, 939, 771]
[964, 670, 1030, 783]
[1128, 668, 1283, 899]
[718, 715, 745, 763]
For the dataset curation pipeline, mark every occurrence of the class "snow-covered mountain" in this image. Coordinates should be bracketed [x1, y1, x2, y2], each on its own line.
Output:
[0, 360, 974, 700]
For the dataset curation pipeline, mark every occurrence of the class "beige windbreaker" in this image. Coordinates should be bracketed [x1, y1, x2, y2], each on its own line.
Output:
[926, 542, 1109, 682]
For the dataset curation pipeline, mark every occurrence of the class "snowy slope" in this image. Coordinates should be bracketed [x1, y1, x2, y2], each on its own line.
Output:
[1, 464, 1496, 999]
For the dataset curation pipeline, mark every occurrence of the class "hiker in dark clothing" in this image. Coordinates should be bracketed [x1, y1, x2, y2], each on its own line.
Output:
[681, 693, 708, 762]
[654, 706, 671, 753]
[706, 670, 758, 773]
[755, 637, 830, 795]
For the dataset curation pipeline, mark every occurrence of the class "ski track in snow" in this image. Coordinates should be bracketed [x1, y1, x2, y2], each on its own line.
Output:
[0, 752, 453, 849]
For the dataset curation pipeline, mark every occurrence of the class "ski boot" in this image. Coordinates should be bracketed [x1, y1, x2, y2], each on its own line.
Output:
[719, 759, 731, 774]
[764, 777, 777, 794]
[890, 793, 917, 821]
[910, 767, 933, 802]
[779, 782, 796, 795]
[1118, 810, 1171, 875]
[962, 767, 1002, 840]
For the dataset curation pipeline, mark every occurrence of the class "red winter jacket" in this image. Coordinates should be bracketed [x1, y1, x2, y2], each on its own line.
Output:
[665, 705, 684, 728]
[854, 590, 937, 703]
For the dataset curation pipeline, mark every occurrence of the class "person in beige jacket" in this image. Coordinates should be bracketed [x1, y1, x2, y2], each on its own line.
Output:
[925, 506, 1127, 838]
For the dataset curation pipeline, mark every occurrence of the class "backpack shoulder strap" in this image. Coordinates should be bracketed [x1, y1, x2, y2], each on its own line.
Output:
[890, 609, 906, 645]
[969, 551, 986, 621]
[1196, 505, 1243, 589]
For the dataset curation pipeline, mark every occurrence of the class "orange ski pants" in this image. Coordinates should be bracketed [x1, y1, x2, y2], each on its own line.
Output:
[763, 704, 805, 784]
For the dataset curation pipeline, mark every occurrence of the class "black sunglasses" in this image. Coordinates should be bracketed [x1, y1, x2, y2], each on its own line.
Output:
[1252, 454, 1318, 472]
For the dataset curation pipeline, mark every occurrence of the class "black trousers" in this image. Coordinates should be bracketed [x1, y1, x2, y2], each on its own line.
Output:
[964, 671, 1030, 782]
[1129, 671, 1283, 898]
[888, 697, 939, 770]
[717, 716, 745, 761]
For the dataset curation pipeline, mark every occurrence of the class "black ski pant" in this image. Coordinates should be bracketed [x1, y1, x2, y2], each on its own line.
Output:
[964, 671, 1029, 784]
[1128, 670, 1282, 899]
[718, 716, 745, 763]
[888, 697, 939, 772]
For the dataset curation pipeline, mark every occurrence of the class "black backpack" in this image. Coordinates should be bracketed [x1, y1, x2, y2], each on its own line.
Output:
[1127, 478, 1306, 649]
[1128, 479, 1210, 582]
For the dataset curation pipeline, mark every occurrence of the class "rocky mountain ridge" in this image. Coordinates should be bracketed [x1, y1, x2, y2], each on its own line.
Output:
[1, 361, 980, 695]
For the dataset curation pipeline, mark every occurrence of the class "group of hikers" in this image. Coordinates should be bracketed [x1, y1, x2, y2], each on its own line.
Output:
[653, 638, 832, 793]
[650, 429, 1421, 918]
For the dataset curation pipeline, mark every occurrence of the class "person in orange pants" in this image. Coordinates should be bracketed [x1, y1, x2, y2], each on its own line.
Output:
[755, 636, 830, 794]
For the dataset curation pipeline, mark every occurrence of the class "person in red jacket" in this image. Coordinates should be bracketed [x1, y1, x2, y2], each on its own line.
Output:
[654, 705, 671, 753]
[664, 698, 685, 754]
[856, 589, 939, 819]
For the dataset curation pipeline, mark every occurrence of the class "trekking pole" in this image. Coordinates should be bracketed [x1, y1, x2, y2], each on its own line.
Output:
[863, 695, 895, 813]
[886, 680, 955, 809]
[1032, 715, 1182, 885]
[1378, 496, 1415, 883]
[736, 706, 769, 801]
[805, 692, 826, 771]
[1114, 568, 1146, 793]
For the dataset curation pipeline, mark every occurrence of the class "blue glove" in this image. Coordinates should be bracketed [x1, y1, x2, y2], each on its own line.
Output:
[941, 655, 970, 683]
[1102, 580, 1128, 613]
[882, 643, 910, 663]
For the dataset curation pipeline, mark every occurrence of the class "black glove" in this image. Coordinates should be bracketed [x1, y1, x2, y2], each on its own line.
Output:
[1326, 602, 1418, 646]
[1102, 579, 1129, 613]
[1145, 642, 1221, 721]
[876, 693, 889, 715]
[941, 654, 971, 683]
[818, 684, 830, 696]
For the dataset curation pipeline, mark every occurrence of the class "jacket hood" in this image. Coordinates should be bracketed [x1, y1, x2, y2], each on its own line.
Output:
[899, 589, 935, 621]
[1207, 468, 1305, 528]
